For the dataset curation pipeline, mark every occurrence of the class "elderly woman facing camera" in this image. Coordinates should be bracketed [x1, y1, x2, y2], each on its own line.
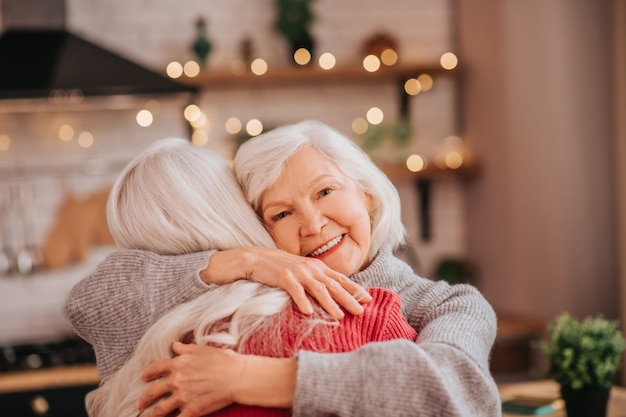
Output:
[83, 138, 417, 417]
[67, 121, 500, 416]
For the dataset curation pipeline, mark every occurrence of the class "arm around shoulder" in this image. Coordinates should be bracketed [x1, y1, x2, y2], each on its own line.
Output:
[65, 249, 216, 378]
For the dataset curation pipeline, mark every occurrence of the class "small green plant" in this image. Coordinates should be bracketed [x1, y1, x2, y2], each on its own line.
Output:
[538, 313, 626, 390]
[274, 0, 315, 50]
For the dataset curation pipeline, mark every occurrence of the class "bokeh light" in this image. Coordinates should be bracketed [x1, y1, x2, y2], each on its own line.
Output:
[319, 53, 336, 70]
[417, 74, 434, 91]
[58, 124, 74, 141]
[78, 131, 94, 148]
[225, 117, 242, 134]
[366, 107, 384, 125]
[440, 52, 458, 70]
[246, 119, 264, 136]
[294, 48, 312, 65]
[363, 55, 381, 72]
[251, 59, 268, 75]
[406, 154, 427, 172]
[380, 49, 398, 66]
[184, 104, 203, 123]
[136, 109, 153, 127]
[352, 117, 369, 135]
[166, 61, 183, 78]
[183, 61, 201, 77]
[404, 78, 422, 96]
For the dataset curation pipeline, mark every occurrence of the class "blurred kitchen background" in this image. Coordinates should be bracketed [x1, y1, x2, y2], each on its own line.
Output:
[0, 0, 623, 413]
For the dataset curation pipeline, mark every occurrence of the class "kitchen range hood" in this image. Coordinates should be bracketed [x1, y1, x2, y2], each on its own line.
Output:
[0, 0, 196, 100]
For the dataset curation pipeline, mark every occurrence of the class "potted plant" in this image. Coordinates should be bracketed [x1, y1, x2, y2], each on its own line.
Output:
[538, 313, 626, 417]
[273, 0, 315, 63]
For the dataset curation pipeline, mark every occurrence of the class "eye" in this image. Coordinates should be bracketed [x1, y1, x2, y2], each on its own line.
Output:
[272, 211, 289, 222]
[319, 188, 332, 197]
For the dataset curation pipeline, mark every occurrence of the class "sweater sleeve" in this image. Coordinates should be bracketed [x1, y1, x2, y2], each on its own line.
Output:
[65, 249, 216, 379]
[292, 251, 501, 417]
[365, 288, 418, 343]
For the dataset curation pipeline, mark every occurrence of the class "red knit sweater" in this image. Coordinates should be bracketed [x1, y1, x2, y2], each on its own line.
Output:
[208, 287, 417, 416]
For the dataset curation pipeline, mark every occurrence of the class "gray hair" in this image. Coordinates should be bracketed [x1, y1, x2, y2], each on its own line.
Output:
[233, 120, 406, 262]
[107, 137, 275, 253]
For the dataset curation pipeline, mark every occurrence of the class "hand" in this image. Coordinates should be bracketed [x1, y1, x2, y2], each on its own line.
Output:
[201, 247, 372, 319]
[138, 343, 239, 417]
[138, 342, 297, 417]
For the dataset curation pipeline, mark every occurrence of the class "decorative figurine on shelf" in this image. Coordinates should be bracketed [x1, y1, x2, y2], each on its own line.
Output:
[274, 0, 315, 65]
[192, 17, 212, 69]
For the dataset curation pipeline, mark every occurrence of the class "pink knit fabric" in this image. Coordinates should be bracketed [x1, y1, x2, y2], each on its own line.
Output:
[209, 287, 417, 417]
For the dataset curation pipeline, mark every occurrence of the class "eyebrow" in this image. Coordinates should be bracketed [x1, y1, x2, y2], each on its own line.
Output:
[261, 173, 340, 213]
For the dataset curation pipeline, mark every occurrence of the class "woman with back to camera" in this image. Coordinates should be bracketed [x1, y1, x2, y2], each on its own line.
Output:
[67, 121, 500, 416]
[83, 137, 417, 417]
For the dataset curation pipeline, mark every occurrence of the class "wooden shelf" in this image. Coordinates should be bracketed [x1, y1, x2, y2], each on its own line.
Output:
[178, 63, 456, 89]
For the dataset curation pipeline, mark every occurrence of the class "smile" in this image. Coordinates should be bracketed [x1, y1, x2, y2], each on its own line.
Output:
[307, 235, 344, 257]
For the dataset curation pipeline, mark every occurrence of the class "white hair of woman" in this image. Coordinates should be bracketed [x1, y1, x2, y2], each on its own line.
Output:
[234, 120, 406, 262]
[88, 138, 332, 417]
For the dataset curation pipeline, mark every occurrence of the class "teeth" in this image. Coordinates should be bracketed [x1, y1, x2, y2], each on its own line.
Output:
[309, 235, 343, 257]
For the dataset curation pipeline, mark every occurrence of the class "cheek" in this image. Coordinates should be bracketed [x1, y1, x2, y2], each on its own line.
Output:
[267, 222, 299, 254]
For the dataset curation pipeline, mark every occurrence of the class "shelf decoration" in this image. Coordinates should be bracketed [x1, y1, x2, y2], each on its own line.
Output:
[359, 118, 413, 165]
[363, 33, 399, 67]
[274, 0, 315, 65]
[192, 17, 213, 69]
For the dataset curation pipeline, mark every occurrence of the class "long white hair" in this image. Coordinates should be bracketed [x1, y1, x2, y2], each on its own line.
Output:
[87, 138, 332, 417]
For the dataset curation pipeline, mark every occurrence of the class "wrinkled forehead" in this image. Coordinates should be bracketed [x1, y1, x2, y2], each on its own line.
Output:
[258, 146, 363, 213]
[256, 145, 322, 206]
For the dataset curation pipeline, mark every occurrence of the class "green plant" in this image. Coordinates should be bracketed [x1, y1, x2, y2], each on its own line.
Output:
[538, 313, 626, 390]
[274, 0, 315, 48]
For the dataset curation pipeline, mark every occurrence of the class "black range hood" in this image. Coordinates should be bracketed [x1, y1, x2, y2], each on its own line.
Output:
[0, 30, 197, 100]
[0, 0, 196, 100]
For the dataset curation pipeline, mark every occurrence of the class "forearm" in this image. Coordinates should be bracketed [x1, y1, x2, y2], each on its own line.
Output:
[294, 338, 500, 417]
[66, 249, 217, 378]
[291, 276, 500, 417]
[234, 355, 298, 408]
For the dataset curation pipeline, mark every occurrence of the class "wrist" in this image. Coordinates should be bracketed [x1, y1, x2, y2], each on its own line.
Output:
[199, 248, 256, 285]
[234, 355, 297, 408]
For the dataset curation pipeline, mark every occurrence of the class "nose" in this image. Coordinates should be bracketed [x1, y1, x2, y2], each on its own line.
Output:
[299, 205, 326, 237]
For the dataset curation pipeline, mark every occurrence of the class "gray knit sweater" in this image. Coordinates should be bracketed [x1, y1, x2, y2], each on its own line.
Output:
[65, 248, 501, 416]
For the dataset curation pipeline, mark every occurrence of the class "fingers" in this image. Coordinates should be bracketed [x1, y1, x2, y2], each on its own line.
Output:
[172, 341, 199, 355]
[324, 281, 365, 317]
[303, 280, 345, 319]
[334, 274, 372, 303]
[286, 263, 371, 318]
[137, 378, 175, 412]
[282, 282, 314, 316]
[141, 358, 173, 382]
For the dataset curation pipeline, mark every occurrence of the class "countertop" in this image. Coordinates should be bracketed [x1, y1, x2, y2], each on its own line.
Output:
[499, 379, 626, 416]
[0, 246, 115, 345]
[0, 365, 99, 394]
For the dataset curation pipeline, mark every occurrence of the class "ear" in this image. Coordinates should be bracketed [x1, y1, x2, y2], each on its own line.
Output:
[365, 192, 374, 216]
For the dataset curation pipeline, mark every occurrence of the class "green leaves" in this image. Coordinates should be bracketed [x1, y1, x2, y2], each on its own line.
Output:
[538, 313, 626, 390]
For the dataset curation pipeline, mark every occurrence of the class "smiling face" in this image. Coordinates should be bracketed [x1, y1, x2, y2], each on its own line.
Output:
[260, 146, 373, 276]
